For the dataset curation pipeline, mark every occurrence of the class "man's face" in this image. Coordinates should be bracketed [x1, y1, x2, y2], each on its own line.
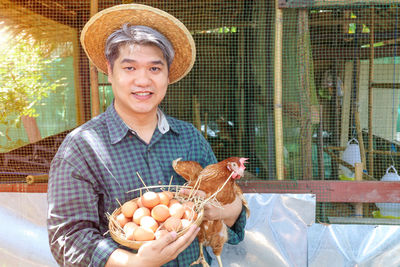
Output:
[107, 43, 169, 118]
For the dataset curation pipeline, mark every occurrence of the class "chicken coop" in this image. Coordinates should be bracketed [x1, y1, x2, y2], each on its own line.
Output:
[2, 0, 400, 244]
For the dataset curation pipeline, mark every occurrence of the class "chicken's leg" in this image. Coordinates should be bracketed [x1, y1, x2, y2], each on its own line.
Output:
[216, 255, 223, 267]
[190, 243, 210, 267]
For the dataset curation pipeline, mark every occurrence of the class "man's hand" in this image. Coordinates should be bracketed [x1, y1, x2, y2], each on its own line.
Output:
[179, 189, 242, 227]
[105, 224, 200, 267]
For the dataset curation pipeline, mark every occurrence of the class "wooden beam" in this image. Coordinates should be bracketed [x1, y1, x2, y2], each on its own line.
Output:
[0, 183, 47, 193]
[4, 180, 400, 204]
[238, 180, 400, 203]
[371, 83, 400, 89]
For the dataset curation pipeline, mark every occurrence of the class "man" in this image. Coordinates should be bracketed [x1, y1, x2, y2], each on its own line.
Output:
[47, 4, 246, 266]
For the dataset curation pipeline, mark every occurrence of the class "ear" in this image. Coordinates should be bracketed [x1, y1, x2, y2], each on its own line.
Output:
[106, 61, 113, 83]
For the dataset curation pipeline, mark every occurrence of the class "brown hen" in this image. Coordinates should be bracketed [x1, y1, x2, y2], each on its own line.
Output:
[172, 157, 249, 267]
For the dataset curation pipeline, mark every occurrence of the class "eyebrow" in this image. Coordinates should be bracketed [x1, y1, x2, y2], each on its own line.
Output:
[120, 59, 165, 65]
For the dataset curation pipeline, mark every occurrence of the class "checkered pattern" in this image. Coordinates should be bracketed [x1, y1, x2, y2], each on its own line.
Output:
[47, 103, 246, 267]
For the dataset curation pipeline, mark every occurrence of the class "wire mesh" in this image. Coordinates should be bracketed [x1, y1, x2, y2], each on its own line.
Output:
[2, 0, 400, 223]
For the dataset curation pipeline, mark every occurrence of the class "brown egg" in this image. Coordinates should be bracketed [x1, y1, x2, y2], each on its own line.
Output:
[163, 217, 182, 232]
[169, 202, 184, 219]
[181, 219, 192, 229]
[183, 209, 198, 221]
[140, 216, 158, 233]
[116, 213, 130, 228]
[141, 191, 161, 209]
[133, 226, 155, 241]
[163, 191, 174, 200]
[121, 201, 138, 218]
[133, 207, 151, 225]
[158, 192, 171, 206]
[151, 204, 170, 222]
[123, 222, 138, 240]
[154, 229, 169, 240]
[168, 199, 180, 207]
[136, 197, 144, 208]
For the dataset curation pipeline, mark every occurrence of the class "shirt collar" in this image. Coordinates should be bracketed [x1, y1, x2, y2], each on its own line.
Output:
[106, 103, 178, 144]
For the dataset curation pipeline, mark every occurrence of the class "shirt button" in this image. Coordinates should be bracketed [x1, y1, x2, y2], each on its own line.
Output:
[158, 180, 162, 185]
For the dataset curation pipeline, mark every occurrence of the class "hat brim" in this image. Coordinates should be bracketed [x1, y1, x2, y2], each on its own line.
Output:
[80, 4, 196, 84]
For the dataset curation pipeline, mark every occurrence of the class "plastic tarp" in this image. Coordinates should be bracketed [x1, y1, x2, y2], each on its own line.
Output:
[0, 193, 57, 266]
[308, 223, 400, 266]
[6, 192, 400, 266]
[0, 193, 314, 266]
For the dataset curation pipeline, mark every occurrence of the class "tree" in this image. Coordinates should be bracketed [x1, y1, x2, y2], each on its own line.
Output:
[0, 27, 65, 140]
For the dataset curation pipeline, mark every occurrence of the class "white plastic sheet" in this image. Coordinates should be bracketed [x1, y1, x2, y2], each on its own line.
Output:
[5, 192, 400, 267]
[0, 193, 57, 266]
[209, 193, 315, 267]
[308, 223, 400, 267]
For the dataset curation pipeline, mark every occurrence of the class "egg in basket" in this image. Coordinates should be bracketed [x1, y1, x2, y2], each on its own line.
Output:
[107, 183, 205, 250]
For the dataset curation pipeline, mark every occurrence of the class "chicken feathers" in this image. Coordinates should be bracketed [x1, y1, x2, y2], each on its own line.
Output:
[172, 157, 249, 267]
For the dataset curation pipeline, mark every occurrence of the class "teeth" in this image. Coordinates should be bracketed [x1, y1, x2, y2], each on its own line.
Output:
[134, 92, 151, 96]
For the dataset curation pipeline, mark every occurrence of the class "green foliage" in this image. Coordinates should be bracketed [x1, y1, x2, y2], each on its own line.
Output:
[0, 29, 66, 132]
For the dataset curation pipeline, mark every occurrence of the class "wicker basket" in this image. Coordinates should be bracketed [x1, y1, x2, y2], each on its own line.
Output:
[108, 185, 204, 250]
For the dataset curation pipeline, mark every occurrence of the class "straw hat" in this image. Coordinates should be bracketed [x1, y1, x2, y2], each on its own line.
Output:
[80, 4, 196, 84]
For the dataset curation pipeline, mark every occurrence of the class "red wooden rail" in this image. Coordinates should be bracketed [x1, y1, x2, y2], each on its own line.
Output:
[2, 180, 400, 203]
[0, 183, 47, 193]
[238, 180, 400, 203]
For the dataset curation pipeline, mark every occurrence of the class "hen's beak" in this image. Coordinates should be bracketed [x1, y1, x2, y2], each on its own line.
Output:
[172, 158, 182, 169]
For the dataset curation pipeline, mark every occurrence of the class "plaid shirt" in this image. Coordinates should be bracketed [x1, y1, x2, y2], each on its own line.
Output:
[47, 103, 246, 267]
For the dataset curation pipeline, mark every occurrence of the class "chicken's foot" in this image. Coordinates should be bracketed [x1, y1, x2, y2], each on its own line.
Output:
[190, 243, 210, 267]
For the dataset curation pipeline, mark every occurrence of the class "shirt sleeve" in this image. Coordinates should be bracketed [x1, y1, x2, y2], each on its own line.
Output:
[226, 205, 247, 245]
[47, 157, 118, 267]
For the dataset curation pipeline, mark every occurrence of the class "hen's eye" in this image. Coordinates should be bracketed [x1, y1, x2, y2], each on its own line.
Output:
[231, 163, 238, 168]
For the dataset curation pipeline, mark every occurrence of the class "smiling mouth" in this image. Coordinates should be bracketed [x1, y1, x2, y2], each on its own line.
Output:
[132, 92, 153, 96]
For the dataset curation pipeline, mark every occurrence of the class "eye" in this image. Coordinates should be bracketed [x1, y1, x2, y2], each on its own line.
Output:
[231, 162, 238, 168]
[124, 66, 134, 71]
[150, 66, 161, 72]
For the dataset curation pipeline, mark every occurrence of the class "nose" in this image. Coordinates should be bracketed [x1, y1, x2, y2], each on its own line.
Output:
[133, 69, 151, 87]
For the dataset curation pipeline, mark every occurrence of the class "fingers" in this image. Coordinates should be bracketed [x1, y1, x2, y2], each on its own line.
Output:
[163, 225, 200, 258]
[137, 225, 200, 265]
[151, 230, 177, 251]
[203, 201, 223, 221]
[179, 188, 207, 198]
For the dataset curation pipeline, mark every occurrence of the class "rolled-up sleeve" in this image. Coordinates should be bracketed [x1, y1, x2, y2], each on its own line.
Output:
[47, 157, 117, 267]
[226, 205, 247, 245]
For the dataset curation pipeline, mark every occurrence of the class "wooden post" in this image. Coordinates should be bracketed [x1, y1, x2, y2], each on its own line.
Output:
[274, 0, 284, 180]
[368, 7, 375, 177]
[354, 162, 363, 216]
[72, 28, 84, 125]
[90, 0, 100, 118]
[352, 20, 367, 170]
[317, 105, 325, 179]
[21, 116, 42, 143]
[298, 9, 313, 179]
[193, 95, 201, 131]
[204, 112, 208, 140]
